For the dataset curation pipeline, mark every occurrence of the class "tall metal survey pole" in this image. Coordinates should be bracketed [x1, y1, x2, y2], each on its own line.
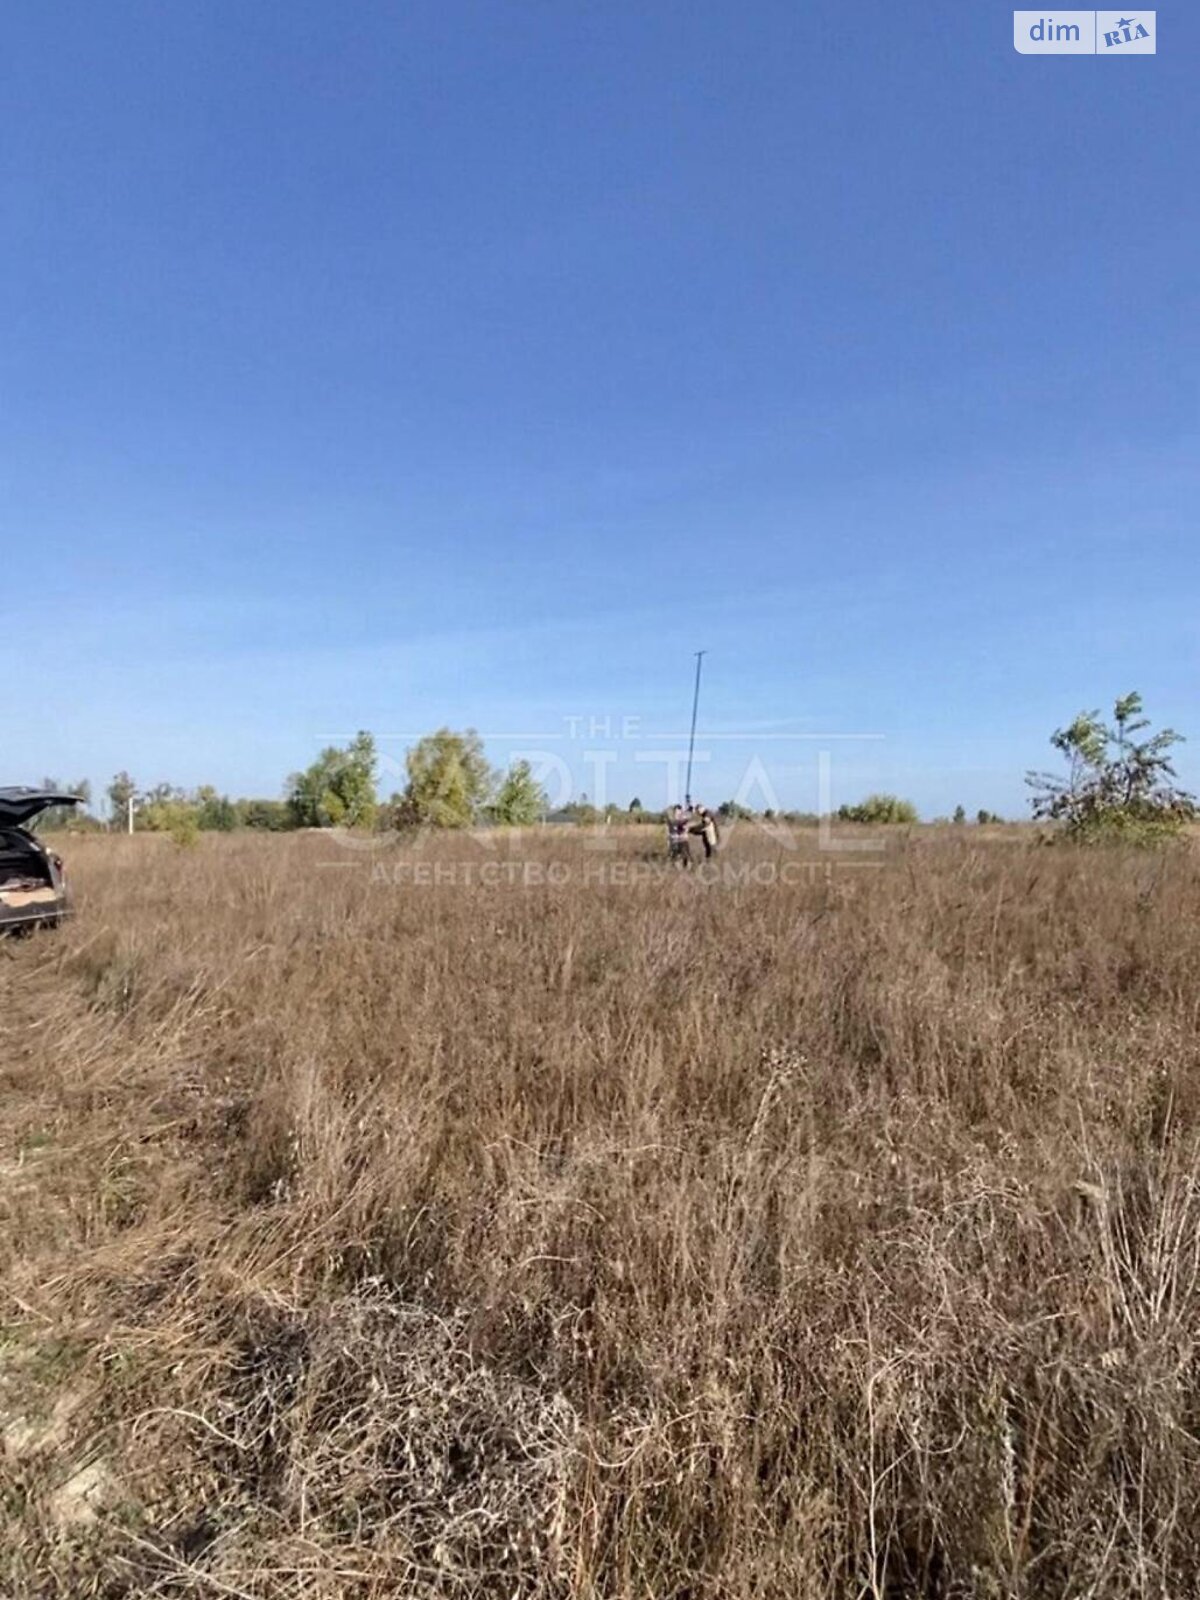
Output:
[685, 649, 706, 808]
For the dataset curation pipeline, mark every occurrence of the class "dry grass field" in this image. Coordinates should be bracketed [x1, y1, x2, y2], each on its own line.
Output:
[3, 824, 1200, 1598]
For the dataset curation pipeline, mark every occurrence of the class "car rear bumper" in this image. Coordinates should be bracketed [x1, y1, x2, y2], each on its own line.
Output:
[0, 894, 68, 930]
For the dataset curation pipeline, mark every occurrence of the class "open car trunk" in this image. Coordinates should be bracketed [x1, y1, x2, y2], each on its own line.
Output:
[0, 796, 76, 927]
[0, 830, 52, 888]
[0, 828, 57, 915]
[0, 793, 77, 926]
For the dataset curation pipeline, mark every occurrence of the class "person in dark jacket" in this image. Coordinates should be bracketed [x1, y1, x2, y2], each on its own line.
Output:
[667, 804, 692, 866]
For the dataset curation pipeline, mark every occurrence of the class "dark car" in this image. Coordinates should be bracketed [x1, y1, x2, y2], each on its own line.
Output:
[0, 788, 82, 931]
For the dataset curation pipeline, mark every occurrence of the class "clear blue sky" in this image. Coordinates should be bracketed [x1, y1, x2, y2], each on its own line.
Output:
[4, 2, 1196, 817]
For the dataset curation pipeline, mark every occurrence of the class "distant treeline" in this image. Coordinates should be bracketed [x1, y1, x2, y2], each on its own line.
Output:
[38, 692, 1200, 847]
[41, 738, 1020, 840]
[41, 783, 295, 835]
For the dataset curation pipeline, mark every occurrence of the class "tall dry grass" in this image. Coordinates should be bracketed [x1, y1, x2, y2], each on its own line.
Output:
[3, 825, 1200, 1597]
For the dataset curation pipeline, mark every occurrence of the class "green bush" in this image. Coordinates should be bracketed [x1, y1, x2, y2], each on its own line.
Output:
[1027, 693, 1194, 846]
[140, 799, 200, 847]
[235, 799, 293, 831]
[837, 794, 919, 825]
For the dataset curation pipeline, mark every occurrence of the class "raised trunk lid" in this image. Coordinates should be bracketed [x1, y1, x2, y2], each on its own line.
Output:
[0, 788, 83, 826]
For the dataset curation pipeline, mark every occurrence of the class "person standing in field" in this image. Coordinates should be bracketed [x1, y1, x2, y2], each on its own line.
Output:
[667, 804, 692, 867]
[692, 804, 720, 860]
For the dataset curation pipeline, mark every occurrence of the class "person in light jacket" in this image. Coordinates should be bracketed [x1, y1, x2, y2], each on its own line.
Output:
[691, 804, 720, 860]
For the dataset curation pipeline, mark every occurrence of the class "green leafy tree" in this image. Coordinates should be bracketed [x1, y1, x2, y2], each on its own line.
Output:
[952, 805, 966, 825]
[1027, 692, 1194, 844]
[628, 797, 643, 814]
[976, 809, 1003, 825]
[195, 786, 237, 831]
[400, 728, 493, 828]
[288, 731, 378, 829]
[147, 783, 183, 805]
[837, 794, 918, 825]
[107, 771, 137, 831]
[491, 759, 547, 826]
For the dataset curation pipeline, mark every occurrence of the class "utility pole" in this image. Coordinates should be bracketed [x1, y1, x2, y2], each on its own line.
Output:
[126, 794, 135, 836]
[685, 649, 706, 809]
